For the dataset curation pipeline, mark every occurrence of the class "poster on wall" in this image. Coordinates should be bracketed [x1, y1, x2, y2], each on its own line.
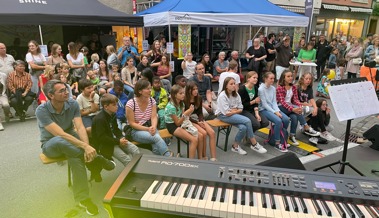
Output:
[178, 24, 191, 59]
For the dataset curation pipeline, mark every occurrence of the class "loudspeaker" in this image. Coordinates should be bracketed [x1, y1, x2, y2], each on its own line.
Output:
[257, 153, 306, 170]
[363, 124, 379, 151]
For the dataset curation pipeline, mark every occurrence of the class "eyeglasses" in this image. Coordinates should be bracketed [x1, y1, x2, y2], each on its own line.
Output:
[56, 87, 68, 94]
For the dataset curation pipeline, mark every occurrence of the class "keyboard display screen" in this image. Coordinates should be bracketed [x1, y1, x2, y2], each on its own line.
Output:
[314, 181, 336, 190]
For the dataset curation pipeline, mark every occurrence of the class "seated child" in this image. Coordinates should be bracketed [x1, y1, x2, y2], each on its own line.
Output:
[308, 99, 336, 141]
[151, 76, 169, 129]
[109, 80, 129, 130]
[316, 68, 331, 99]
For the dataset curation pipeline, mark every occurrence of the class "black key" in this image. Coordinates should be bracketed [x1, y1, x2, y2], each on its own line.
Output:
[232, 189, 238, 204]
[282, 195, 289, 211]
[163, 182, 174, 195]
[365, 205, 378, 218]
[199, 186, 207, 200]
[171, 183, 181, 196]
[152, 181, 163, 194]
[290, 196, 298, 212]
[261, 192, 267, 208]
[269, 193, 276, 209]
[311, 199, 322, 215]
[334, 201, 346, 218]
[191, 184, 200, 199]
[211, 186, 218, 201]
[350, 204, 364, 218]
[341, 202, 355, 218]
[241, 189, 246, 205]
[249, 190, 254, 206]
[299, 197, 307, 214]
[183, 184, 192, 198]
[320, 200, 331, 217]
[220, 187, 227, 202]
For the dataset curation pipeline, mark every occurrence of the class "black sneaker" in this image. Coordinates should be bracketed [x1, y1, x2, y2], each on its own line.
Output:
[96, 155, 116, 171]
[79, 198, 99, 216]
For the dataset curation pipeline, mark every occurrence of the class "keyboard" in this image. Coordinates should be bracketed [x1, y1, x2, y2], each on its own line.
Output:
[104, 154, 379, 218]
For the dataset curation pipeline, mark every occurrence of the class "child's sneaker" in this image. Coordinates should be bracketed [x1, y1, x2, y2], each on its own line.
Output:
[289, 135, 299, 146]
[250, 142, 267, 154]
[274, 144, 288, 153]
[303, 126, 320, 137]
[231, 145, 247, 155]
[309, 137, 318, 145]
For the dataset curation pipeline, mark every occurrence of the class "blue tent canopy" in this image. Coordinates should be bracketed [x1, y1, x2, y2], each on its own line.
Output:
[138, 0, 308, 27]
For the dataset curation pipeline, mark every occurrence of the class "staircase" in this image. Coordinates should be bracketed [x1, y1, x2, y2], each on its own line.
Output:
[136, 0, 161, 13]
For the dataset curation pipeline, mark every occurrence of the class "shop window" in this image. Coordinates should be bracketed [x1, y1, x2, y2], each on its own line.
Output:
[316, 18, 364, 40]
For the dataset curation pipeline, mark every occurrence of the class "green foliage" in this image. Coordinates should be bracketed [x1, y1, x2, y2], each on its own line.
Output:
[373, 3, 379, 16]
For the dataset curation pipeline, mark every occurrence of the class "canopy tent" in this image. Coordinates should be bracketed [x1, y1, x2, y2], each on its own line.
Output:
[0, 0, 143, 26]
[137, 0, 309, 27]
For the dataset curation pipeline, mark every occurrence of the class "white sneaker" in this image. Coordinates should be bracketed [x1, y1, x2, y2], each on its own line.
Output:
[231, 145, 247, 155]
[303, 126, 320, 137]
[289, 135, 299, 146]
[274, 144, 288, 153]
[0, 122, 3, 131]
[309, 137, 318, 145]
[320, 132, 335, 141]
[250, 142, 267, 154]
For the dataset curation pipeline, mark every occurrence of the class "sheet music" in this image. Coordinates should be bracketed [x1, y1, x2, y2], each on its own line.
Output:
[328, 81, 379, 121]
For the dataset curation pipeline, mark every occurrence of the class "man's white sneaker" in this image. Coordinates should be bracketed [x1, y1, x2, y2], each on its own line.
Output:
[303, 126, 320, 137]
[320, 132, 335, 141]
[0, 122, 4, 131]
[289, 135, 299, 146]
[231, 145, 247, 155]
[309, 137, 318, 145]
[250, 142, 267, 154]
[274, 144, 288, 153]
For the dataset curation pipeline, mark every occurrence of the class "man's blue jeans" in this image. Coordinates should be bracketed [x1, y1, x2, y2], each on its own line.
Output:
[218, 113, 254, 144]
[260, 110, 290, 143]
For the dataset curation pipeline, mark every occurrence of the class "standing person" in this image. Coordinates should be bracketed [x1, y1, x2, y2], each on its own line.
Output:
[345, 38, 363, 79]
[213, 51, 229, 81]
[245, 38, 267, 82]
[265, 33, 277, 73]
[200, 53, 213, 78]
[165, 84, 200, 159]
[0, 71, 10, 130]
[92, 93, 140, 167]
[7, 60, 34, 121]
[274, 36, 293, 80]
[46, 43, 66, 67]
[146, 40, 162, 72]
[308, 99, 336, 141]
[184, 81, 217, 161]
[0, 42, 16, 76]
[181, 52, 197, 79]
[126, 79, 173, 156]
[105, 45, 119, 70]
[26, 40, 46, 95]
[109, 80, 128, 130]
[216, 77, 267, 155]
[38, 65, 55, 104]
[36, 80, 115, 216]
[315, 34, 330, 80]
[297, 42, 317, 79]
[117, 36, 138, 67]
[229, 51, 244, 82]
[276, 70, 320, 146]
[217, 60, 241, 94]
[156, 54, 172, 92]
[258, 72, 290, 152]
[328, 47, 338, 70]
[67, 42, 86, 82]
[238, 71, 269, 132]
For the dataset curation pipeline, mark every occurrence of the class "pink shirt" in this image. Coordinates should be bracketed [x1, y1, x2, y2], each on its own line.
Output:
[126, 97, 156, 125]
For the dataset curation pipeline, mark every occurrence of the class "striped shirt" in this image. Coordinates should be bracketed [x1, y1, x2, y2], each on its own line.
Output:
[7, 71, 32, 94]
[126, 97, 156, 125]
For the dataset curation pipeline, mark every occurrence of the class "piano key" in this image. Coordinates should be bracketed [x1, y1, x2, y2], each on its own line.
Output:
[264, 194, 275, 218]
[324, 200, 341, 218]
[269, 193, 276, 209]
[211, 185, 218, 201]
[282, 195, 290, 211]
[372, 206, 379, 217]
[286, 196, 299, 218]
[320, 200, 332, 216]
[298, 197, 308, 214]
[304, 198, 322, 218]
[249, 189, 254, 206]
[199, 185, 207, 200]
[350, 203, 364, 218]
[249, 191, 259, 217]
[334, 201, 346, 218]
[235, 190, 244, 218]
[241, 190, 252, 218]
[189, 185, 202, 215]
[227, 189, 236, 218]
[256, 192, 267, 217]
[261, 192, 267, 208]
[219, 189, 230, 218]
[163, 181, 174, 195]
[365, 205, 379, 218]
[220, 187, 227, 203]
[204, 187, 215, 216]
[211, 187, 222, 217]
[290, 196, 299, 212]
[233, 188, 238, 204]
[171, 182, 181, 196]
[182, 185, 195, 213]
[151, 181, 169, 209]
[191, 184, 200, 199]
[357, 205, 372, 218]
[183, 184, 193, 198]
[275, 194, 291, 218]
[152, 180, 163, 194]
[294, 197, 312, 218]
[140, 180, 158, 208]
[241, 188, 246, 205]
[196, 186, 209, 215]
[311, 198, 322, 215]
[340, 202, 355, 218]
[175, 184, 188, 212]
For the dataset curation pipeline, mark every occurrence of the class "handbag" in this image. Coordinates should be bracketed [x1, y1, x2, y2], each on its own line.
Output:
[181, 117, 198, 137]
[352, 58, 362, 65]
[123, 125, 133, 141]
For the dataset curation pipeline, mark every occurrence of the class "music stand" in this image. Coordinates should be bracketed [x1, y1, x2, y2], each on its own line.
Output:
[313, 78, 379, 176]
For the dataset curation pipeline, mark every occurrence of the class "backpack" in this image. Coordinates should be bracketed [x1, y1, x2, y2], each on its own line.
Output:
[265, 123, 289, 148]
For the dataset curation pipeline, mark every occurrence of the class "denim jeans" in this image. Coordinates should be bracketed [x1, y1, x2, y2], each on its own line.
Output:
[116, 117, 126, 131]
[279, 105, 307, 135]
[218, 113, 254, 144]
[260, 110, 290, 143]
[123, 84, 134, 100]
[131, 130, 170, 156]
[112, 142, 140, 166]
[241, 110, 269, 132]
[41, 135, 89, 202]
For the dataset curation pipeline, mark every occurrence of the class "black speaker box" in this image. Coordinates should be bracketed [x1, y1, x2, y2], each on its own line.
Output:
[363, 124, 379, 151]
[257, 153, 306, 170]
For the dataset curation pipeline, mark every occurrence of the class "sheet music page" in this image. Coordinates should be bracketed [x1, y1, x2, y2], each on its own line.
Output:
[328, 81, 379, 121]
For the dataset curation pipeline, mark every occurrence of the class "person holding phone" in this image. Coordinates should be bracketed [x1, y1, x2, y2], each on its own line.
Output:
[117, 36, 138, 67]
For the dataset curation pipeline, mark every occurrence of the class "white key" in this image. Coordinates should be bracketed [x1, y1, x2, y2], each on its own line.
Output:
[182, 185, 194, 214]
[140, 180, 158, 208]
[204, 187, 215, 216]
[370, 205, 379, 217]
[287, 196, 299, 218]
[276, 194, 291, 218]
[357, 204, 373, 218]
[250, 191, 259, 217]
[295, 197, 312, 218]
[153, 181, 169, 209]
[272, 195, 283, 218]
[211, 187, 222, 217]
[227, 189, 236, 218]
[219, 188, 230, 218]
[175, 184, 188, 212]
[161, 182, 175, 211]
[303, 198, 318, 218]
[168, 183, 185, 212]
[242, 190, 251, 218]
[265, 194, 275, 218]
[196, 186, 209, 215]
[189, 185, 202, 215]
[235, 190, 244, 218]
[325, 200, 341, 218]
[256, 192, 267, 217]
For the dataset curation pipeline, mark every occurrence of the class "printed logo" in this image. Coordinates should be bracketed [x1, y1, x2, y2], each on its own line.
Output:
[19, 0, 47, 4]
[174, 14, 191, 21]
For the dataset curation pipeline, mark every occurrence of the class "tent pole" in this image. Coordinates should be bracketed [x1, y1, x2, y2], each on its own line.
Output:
[249, 25, 252, 39]
[39, 25, 44, 45]
[168, 24, 172, 63]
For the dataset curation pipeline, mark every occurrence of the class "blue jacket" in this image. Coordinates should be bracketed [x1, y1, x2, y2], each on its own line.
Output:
[109, 88, 128, 120]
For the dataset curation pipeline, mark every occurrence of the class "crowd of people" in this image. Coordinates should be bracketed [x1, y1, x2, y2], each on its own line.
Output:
[0, 30, 375, 216]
